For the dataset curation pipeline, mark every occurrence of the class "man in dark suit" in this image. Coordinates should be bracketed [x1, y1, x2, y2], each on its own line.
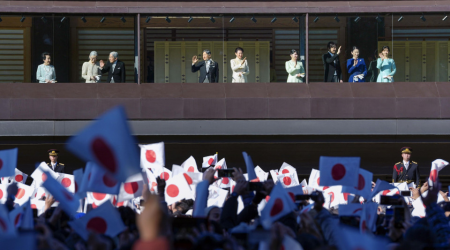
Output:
[99, 51, 126, 83]
[392, 147, 420, 186]
[47, 149, 65, 173]
[191, 50, 219, 83]
[322, 42, 343, 82]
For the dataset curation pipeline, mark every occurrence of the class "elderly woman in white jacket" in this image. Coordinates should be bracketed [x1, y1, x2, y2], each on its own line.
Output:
[230, 47, 249, 83]
[82, 51, 101, 83]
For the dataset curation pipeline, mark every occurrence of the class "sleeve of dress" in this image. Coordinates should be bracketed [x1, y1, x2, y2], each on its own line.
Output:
[81, 63, 89, 80]
[243, 61, 250, 75]
[390, 59, 397, 76]
[347, 59, 356, 74]
[230, 59, 242, 71]
[376, 58, 383, 69]
[285, 61, 297, 74]
[36, 65, 45, 82]
[362, 59, 368, 77]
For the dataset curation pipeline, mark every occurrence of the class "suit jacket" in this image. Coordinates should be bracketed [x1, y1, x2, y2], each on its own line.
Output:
[100, 60, 126, 83]
[191, 60, 219, 83]
[392, 161, 420, 186]
[47, 162, 65, 173]
[322, 52, 342, 82]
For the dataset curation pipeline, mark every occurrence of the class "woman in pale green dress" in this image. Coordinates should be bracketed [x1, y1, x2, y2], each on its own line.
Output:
[376, 45, 396, 82]
[285, 49, 305, 83]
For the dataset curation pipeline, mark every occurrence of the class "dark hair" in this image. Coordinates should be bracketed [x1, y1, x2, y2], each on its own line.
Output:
[235, 47, 244, 53]
[327, 41, 336, 50]
[382, 46, 390, 53]
[41, 52, 50, 61]
[351, 46, 359, 52]
[290, 49, 298, 55]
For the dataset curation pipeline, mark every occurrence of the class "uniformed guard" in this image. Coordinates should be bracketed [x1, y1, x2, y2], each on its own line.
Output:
[47, 149, 65, 173]
[392, 147, 420, 186]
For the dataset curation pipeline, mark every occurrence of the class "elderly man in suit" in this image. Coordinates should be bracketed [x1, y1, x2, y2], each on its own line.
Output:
[191, 50, 219, 83]
[322, 42, 343, 82]
[99, 51, 126, 83]
[47, 149, 65, 173]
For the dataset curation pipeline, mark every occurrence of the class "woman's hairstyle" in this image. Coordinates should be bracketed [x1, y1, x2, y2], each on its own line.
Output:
[89, 51, 98, 57]
[290, 49, 298, 55]
[351, 46, 359, 52]
[235, 47, 244, 53]
[41, 52, 50, 61]
[382, 46, 390, 53]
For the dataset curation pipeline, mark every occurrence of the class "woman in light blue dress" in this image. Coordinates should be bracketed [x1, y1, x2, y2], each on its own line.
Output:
[36, 52, 56, 83]
[285, 49, 305, 83]
[376, 46, 396, 82]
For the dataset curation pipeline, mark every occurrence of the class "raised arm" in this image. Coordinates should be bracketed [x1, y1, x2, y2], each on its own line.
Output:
[230, 59, 241, 71]
[347, 59, 356, 74]
[285, 61, 297, 74]
[324, 53, 339, 64]
[376, 58, 383, 69]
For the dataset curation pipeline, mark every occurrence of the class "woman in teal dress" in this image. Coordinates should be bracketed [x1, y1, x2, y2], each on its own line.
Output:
[376, 46, 396, 82]
[285, 49, 305, 83]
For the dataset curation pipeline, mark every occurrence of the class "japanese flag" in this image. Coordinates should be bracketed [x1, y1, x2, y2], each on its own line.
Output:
[202, 154, 218, 168]
[360, 203, 378, 234]
[429, 159, 448, 185]
[86, 192, 115, 209]
[260, 183, 296, 229]
[9, 200, 33, 230]
[86, 163, 120, 195]
[172, 165, 197, 188]
[371, 179, 396, 199]
[242, 152, 257, 181]
[207, 185, 228, 208]
[277, 173, 299, 188]
[73, 168, 84, 196]
[11, 169, 28, 184]
[30, 199, 46, 216]
[279, 162, 299, 184]
[342, 169, 373, 200]
[338, 203, 363, 216]
[323, 186, 342, 209]
[285, 185, 303, 203]
[14, 183, 33, 206]
[186, 172, 203, 186]
[117, 174, 144, 202]
[0, 183, 9, 203]
[338, 226, 389, 250]
[181, 156, 198, 173]
[66, 106, 141, 183]
[159, 167, 172, 181]
[165, 174, 192, 205]
[144, 168, 158, 193]
[308, 168, 321, 189]
[411, 198, 426, 218]
[269, 170, 279, 183]
[319, 156, 360, 187]
[139, 142, 165, 176]
[69, 202, 126, 240]
[0, 204, 15, 235]
[31, 162, 59, 186]
[42, 171, 80, 216]
[57, 174, 75, 193]
[254, 166, 269, 182]
[0, 148, 18, 178]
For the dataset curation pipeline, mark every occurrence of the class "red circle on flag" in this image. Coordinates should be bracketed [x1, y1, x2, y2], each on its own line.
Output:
[102, 174, 117, 187]
[323, 186, 329, 190]
[343, 193, 350, 201]
[283, 176, 292, 186]
[317, 177, 320, 185]
[167, 184, 179, 198]
[265, 195, 270, 202]
[146, 150, 156, 163]
[395, 191, 399, 195]
[382, 190, 390, 196]
[208, 158, 214, 165]
[15, 188, 25, 199]
[160, 172, 170, 181]
[61, 178, 72, 188]
[430, 169, 438, 182]
[93, 192, 106, 200]
[232, 185, 235, 193]
[215, 165, 222, 170]
[270, 198, 284, 216]
[0, 159, 3, 170]
[222, 177, 229, 184]
[117, 201, 125, 207]
[86, 217, 107, 234]
[31, 204, 37, 209]
[150, 182, 157, 192]
[331, 164, 346, 181]
[183, 173, 193, 185]
[0, 218, 7, 232]
[42, 173, 47, 182]
[91, 137, 118, 174]
[187, 166, 195, 172]
[124, 182, 139, 194]
[0, 189, 3, 199]
[15, 175, 23, 182]
[329, 192, 335, 203]
[92, 203, 99, 209]
[356, 174, 365, 190]
[14, 214, 21, 226]
[288, 192, 295, 203]
[281, 169, 289, 174]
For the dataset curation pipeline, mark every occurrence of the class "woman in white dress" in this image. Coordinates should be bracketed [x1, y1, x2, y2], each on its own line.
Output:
[82, 51, 101, 83]
[230, 47, 249, 83]
[285, 49, 305, 83]
[36, 52, 56, 83]
[376, 45, 397, 82]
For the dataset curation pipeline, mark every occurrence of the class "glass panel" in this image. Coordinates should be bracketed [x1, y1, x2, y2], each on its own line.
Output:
[308, 14, 392, 83]
[392, 13, 449, 82]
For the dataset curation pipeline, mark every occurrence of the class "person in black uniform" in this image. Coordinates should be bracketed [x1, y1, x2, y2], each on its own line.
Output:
[392, 147, 420, 186]
[47, 149, 65, 173]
